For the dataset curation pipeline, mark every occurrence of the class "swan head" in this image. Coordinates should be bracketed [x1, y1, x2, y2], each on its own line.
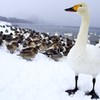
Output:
[65, 2, 89, 16]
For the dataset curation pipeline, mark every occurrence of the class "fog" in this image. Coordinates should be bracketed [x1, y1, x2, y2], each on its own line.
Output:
[0, 0, 100, 27]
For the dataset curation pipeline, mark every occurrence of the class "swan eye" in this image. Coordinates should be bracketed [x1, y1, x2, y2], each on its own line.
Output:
[80, 5, 82, 7]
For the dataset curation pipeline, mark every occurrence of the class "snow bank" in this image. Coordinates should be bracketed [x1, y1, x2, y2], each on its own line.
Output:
[0, 47, 100, 100]
[0, 21, 11, 26]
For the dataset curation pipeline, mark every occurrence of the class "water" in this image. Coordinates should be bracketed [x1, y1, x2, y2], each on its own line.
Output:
[13, 23, 100, 44]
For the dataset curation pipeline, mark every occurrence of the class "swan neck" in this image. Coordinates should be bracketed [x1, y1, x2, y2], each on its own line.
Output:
[75, 14, 90, 47]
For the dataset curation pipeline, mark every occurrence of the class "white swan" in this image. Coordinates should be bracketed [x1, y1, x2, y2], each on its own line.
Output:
[65, 2, 100, 99]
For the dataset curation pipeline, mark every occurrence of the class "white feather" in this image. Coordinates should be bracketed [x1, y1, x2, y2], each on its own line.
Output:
[67, 3, 100, 77]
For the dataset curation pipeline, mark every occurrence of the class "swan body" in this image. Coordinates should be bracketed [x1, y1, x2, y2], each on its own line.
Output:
[65, 3, 100, 77]
[68, 44, 100, 76]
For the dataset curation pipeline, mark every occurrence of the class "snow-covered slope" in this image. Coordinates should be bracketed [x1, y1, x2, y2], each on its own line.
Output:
[0, 46, 100, 100]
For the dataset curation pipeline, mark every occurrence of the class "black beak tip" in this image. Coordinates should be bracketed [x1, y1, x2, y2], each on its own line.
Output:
[64, 9, 67, 11]
[64, 7, 75, 12]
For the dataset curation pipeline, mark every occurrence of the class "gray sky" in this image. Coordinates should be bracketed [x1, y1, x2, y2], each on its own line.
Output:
[0, 0, 100, 27]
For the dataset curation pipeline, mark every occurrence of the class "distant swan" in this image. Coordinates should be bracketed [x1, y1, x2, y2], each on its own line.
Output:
[64, 2, 100, 99]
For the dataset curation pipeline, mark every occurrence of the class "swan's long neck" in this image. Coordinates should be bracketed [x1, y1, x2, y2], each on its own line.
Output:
[75, 13, 90, 47]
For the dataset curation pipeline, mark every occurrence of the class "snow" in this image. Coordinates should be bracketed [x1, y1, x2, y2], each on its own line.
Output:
[1, 45, 100, 100]
[0, 21, 13, 35]
[0, 22, 100, 100]
[0, 21, 11, 26]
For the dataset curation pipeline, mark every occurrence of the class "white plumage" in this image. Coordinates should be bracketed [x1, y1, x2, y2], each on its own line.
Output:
[66, 3, 100, 77]
[68, 44, 100, 76]
[65, 2, 100, 99]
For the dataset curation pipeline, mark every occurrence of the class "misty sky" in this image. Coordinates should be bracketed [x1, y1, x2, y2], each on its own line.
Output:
[0, 0, 100, 27]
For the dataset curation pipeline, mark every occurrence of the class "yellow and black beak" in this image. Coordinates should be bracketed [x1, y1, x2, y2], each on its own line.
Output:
[65, 5, 80, 12]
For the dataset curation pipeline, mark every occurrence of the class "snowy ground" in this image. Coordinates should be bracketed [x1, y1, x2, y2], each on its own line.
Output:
[0, 46, 100, 100]
[0, 21, 100, 100]
[0, 21, 11, 26]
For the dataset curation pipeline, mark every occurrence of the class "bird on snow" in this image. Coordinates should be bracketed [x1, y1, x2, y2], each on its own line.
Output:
[65, 2, 100, 99]
[18, 46, 39, 61]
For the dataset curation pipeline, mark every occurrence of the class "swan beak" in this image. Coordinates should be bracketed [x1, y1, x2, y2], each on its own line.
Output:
[65, 5, 80, 12]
